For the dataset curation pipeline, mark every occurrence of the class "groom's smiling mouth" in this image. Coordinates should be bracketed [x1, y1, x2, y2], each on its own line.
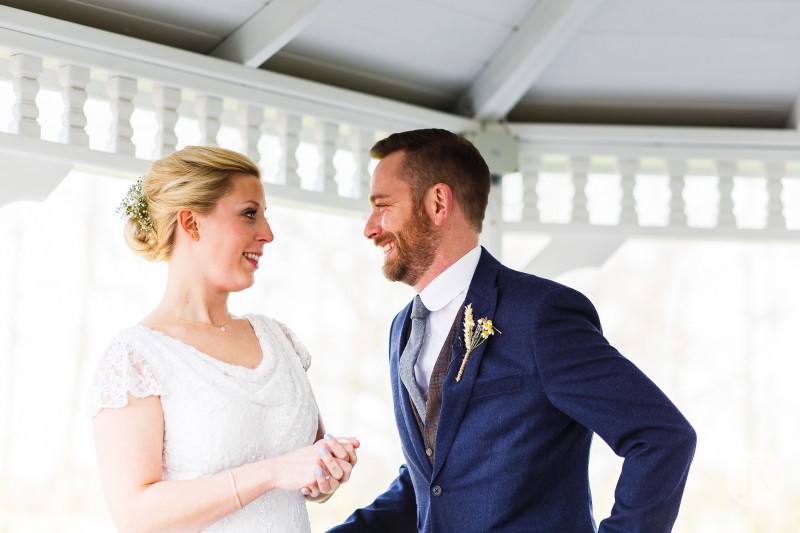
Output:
[382, 242, 396, 254]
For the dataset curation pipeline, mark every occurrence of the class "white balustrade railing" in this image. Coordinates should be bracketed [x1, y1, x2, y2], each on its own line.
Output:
[0, 4, 798, 241]
[507, 125, 800, 239]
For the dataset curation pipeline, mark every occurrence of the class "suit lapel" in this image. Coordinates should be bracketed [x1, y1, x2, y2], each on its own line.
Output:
[433, 249, 500, 479]
[392, 303, 432, 474]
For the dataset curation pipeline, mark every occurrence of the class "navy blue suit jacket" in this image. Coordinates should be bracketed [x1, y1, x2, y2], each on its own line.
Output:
[330, 249, 696, 532]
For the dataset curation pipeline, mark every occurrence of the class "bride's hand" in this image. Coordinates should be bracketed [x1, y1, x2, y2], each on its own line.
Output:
[301, 434, 360, 499]
[301, 459, 351, 499]
[321, 433, 360, 467]
[266, 444, 332, 492]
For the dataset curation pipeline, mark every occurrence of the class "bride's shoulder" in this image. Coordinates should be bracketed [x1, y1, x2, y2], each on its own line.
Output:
[105, 324, 151, 348]
[245, 314, 312, 370]
[244, 313, 295, 337]
[97, 324, 166, 365]
[242, 313, 287, 333]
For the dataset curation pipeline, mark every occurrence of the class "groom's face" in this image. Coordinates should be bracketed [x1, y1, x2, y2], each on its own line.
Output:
[365, 151, 439, 286]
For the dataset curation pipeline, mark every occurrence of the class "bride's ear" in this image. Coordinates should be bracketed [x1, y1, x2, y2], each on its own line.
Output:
[177, 209, 200, 240]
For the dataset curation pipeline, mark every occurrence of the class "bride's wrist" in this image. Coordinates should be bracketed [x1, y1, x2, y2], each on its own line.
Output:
[255, 459, 278, 493]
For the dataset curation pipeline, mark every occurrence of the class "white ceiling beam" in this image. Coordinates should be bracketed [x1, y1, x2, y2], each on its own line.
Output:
[0, 5, 472, 132]
[210, 0, 329, 67]
[458, 0, 603, 121]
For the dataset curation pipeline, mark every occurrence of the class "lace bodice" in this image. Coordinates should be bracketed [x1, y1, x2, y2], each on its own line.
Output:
[87, 314, 319, 532]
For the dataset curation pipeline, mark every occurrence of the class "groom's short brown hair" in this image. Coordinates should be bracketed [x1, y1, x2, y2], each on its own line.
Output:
[370, 128, 491, 233]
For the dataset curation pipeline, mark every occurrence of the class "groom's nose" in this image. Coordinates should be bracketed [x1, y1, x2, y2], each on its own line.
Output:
[363, 211, 379, 240]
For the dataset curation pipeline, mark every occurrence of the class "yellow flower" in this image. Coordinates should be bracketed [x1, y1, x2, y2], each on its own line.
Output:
[456, 305, 501, 382]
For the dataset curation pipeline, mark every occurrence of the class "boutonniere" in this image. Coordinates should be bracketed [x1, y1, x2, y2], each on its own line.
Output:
[455, 304, 500, 382]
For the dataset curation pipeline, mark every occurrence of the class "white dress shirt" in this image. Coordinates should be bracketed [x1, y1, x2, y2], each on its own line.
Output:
[415, 245, 481, 398]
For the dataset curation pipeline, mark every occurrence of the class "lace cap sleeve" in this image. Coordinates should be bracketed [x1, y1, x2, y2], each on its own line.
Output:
[276, 321, 312, 371]
[86, 339, 162, 417]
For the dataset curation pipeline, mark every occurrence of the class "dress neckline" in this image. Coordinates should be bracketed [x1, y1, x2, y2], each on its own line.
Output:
[136, 314, 267, 371]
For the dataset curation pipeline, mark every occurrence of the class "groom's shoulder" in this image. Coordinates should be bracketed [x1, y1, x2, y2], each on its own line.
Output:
[479, 249, 569, 297]
[495, 260, 569, 296]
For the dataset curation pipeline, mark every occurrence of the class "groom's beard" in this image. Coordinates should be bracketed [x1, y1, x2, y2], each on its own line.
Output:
[381, 213, 439, 286]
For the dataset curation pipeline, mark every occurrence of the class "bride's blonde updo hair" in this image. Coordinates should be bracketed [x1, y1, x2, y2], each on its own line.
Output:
[121, 146, 261, 261]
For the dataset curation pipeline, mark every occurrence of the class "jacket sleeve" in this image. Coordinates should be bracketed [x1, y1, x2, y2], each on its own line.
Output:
[326, 464, 417, 533]
[531, 285, 697, 532]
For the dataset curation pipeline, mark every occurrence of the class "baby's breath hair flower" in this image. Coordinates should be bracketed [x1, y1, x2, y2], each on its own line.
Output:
[456, 304, 500, 382]
[116, 176, 153, 231]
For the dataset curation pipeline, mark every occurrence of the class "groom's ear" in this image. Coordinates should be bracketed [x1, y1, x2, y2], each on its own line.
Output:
[428, 182, 453, 227]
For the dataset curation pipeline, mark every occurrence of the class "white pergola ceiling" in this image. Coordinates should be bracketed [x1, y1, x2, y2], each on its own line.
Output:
[3, 0, 800, 128]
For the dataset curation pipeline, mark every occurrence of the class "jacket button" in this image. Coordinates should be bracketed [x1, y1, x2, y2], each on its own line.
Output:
[425, 447, 433, 457]
[431, 485, 442, 497]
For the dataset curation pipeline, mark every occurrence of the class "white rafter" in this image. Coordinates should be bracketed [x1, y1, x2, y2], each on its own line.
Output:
[458, 0, 603, 121]
[210, 0, 329, 67]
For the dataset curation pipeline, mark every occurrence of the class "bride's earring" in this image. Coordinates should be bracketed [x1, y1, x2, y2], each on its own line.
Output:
[191, 230, 200, 240]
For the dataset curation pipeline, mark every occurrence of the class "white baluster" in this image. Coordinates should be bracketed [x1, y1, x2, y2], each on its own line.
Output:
[277, 112, 301, 187]
[570, 155, 590, 224]
[716, 159, 737, 228]
[195, 94, 222, 147]
[9, 53, 42, 138]
[107, 75, 137, 156]
[152, 85, 181, 158]
[350, 128, 374, 198]
[314, 121, 339, 193]
[667, 158, 688, 226]
[764, 161, 786, 230]
[521, 154, 540, 223]
[58, 64, 89, 146]
[237, 103, 263, 165]
[618, 157, 639, 226]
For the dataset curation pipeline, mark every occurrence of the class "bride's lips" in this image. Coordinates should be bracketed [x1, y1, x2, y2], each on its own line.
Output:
[243, 251, 261, 268]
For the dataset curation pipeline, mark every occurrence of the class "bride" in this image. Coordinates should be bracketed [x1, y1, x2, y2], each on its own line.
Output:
[88, 146, 358, 532]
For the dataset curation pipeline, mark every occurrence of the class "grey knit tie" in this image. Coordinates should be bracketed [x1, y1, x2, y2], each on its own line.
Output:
[400, 295, 429, 421]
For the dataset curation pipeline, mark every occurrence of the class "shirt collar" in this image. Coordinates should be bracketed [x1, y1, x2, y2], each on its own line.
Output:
[418, 245, 481, 312]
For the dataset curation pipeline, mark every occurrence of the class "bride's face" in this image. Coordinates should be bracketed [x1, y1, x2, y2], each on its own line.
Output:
[194, 174, 273, 292]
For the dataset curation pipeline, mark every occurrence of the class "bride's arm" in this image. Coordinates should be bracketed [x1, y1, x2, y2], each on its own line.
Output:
[93, 394, 330, 533]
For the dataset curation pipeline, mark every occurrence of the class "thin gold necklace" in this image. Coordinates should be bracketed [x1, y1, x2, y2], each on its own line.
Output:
[177, 314, 234, 332]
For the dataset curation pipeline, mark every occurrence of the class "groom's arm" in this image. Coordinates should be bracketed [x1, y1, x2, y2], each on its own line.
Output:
[531, 285, 697, 532]
[326, 464, 417, 533]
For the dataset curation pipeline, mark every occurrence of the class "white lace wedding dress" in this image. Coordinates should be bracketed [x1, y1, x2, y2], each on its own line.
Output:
[87, 314, 319, 532]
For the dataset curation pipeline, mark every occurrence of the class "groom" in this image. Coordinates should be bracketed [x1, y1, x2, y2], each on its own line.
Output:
[330, 129, 696, 532]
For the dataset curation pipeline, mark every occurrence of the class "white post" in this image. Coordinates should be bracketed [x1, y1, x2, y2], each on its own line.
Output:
[237, 103, 263, 165]
[481, 174, 504, 258]
[195, 94, 222, 147]
[570, 155, 590, 224]
[716, 159, 738, 228]
[58, 64, 90, 146]
[314, 121, 339, 193]
[107, 75, 137, 156]
[618, 157, 639, 226]
[763, 161, 786, 230]
[152, 85, 181, 158]
[667, 158, 688, 227]
[350, 128, 374, 199]
[521, 154, 540, 223]
[9, 53, 42, 138]
[276, 111, 301, 187]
